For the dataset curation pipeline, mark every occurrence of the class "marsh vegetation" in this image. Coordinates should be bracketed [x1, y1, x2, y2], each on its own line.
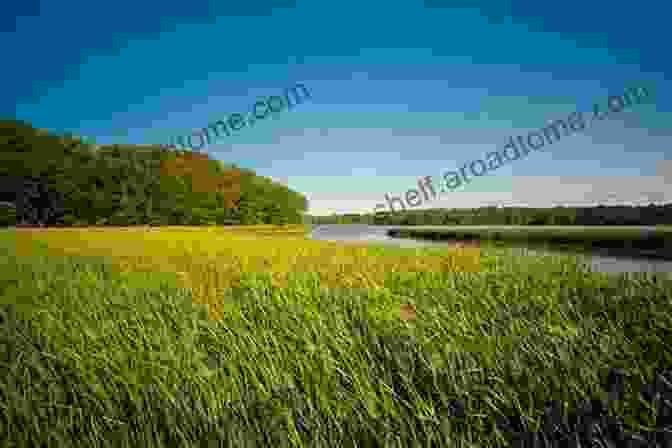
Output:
[1, 225, 670, 446]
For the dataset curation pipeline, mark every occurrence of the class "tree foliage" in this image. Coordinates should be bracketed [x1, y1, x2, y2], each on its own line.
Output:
[0, 119, 307, 227]
[310, 204, 672, 226]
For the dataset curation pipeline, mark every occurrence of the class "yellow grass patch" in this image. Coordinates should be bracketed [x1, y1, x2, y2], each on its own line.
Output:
[399, 303, 417, 321]
[13, 226, 481, 320]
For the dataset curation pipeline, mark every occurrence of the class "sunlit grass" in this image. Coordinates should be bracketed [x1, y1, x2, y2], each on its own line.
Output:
[14, 226, 481, 322]
[1, 227, 670, 446]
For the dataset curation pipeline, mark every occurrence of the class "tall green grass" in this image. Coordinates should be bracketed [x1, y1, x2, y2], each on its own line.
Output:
[1, 231, 671, 446]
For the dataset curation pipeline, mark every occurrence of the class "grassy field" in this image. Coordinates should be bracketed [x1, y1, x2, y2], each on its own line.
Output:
[387, 225, 672, 260]
[1, 225, 671, 447]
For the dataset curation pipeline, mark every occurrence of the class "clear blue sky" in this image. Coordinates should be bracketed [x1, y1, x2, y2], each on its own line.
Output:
[5, 0, 671, 215]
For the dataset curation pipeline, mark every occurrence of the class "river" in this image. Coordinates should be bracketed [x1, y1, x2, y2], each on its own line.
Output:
[308, 224, 672, 276]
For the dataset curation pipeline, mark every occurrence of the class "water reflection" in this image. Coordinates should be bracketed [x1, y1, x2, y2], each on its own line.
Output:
[309, 224, 672, 276]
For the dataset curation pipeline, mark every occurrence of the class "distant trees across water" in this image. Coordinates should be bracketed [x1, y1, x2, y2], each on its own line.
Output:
[309, 204, 672, 226]
[0, 119, 307, 227]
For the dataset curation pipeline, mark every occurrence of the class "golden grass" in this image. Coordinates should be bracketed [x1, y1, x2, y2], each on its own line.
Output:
[399, 303, 417, 321]
[13, 225, 481, 320]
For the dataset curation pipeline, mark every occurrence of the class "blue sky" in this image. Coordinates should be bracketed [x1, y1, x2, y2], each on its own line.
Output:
[5, 0, 671, 215]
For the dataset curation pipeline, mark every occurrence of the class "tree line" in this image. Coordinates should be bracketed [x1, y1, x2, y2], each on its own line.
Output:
[310, 203, 672, 226]
[0, 119, 308, 227]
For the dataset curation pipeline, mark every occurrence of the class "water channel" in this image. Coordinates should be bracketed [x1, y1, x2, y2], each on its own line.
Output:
[309, 224, 672, 276]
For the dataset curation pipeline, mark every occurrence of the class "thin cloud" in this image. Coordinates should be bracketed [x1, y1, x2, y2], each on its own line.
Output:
[306, 175, 672, 215]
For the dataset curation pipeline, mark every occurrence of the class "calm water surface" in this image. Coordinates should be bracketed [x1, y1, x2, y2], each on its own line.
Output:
[309, 224, 672, 276]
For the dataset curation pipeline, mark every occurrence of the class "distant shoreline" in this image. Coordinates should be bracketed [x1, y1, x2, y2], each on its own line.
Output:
[386, 225, 672, 261]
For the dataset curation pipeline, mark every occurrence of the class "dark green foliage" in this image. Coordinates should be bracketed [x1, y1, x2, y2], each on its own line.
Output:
[0, 119, 308, 227]
[311, 203, 672, 226]
[0, 202, 16, 226]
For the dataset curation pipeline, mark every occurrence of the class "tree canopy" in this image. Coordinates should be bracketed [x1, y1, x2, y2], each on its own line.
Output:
[0, 119, 308, 227]
[309, 204, 672, 226]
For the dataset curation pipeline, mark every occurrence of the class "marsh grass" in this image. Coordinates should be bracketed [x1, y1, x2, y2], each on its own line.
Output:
[387, 225, 672, 260]
[1, 227, 671, 447]
[11, 226, 481, 321]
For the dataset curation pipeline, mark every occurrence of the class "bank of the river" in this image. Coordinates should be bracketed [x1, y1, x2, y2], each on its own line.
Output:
[386, 225, 672, 261]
